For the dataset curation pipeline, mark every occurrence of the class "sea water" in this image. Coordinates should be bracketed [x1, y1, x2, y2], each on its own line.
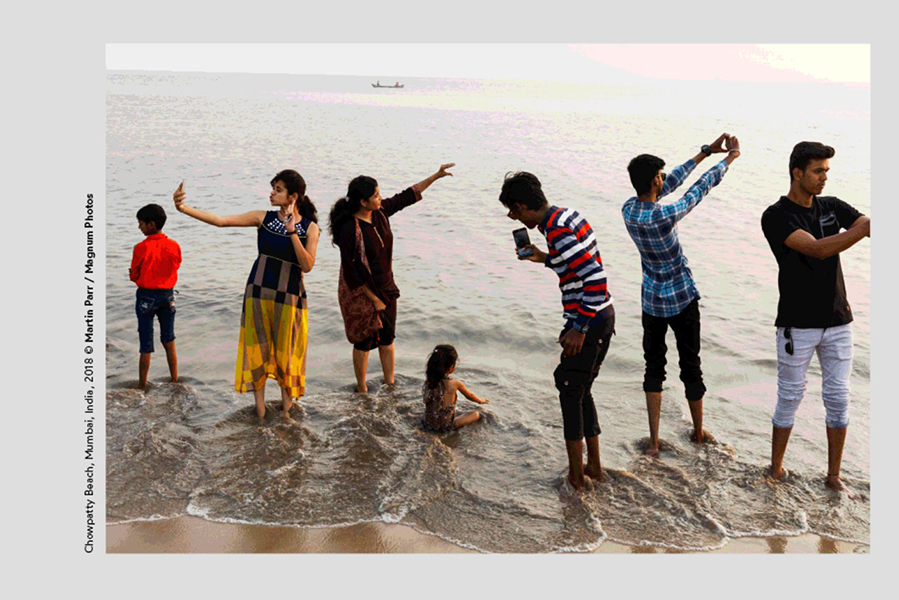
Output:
[106, 72, 870, 552]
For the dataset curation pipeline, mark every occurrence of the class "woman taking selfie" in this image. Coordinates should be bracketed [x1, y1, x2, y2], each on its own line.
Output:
[173, 170, 320, 420]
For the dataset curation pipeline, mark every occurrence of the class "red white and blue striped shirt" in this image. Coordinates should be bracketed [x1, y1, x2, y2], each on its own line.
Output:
[538, 206, 613, 331]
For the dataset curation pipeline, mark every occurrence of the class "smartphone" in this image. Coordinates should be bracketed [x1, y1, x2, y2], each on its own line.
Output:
[513, 227, 533, 257]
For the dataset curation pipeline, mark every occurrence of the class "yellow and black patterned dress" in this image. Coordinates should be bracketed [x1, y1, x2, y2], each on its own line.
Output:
[235, 212, 310, 398]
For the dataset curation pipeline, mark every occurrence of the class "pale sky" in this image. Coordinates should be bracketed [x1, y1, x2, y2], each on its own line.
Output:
[106, 44, 870, 85]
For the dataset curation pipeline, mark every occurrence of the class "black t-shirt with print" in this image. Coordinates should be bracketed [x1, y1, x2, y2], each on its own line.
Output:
[761, 195, 863, 328]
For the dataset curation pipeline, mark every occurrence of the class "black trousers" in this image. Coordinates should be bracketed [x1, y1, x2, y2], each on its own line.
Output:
[554, 311, 615, 441]
[642, 298, 705, 401]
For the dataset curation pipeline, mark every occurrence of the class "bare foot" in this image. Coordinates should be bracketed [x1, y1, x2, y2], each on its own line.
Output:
[825, 474, 845, 491]
[355, 386, 368, 394]
[280, 410, 296, 423]
[692, 429, 715, 444]
[770, 465, 786, 481]
[645, 443, 660, 457]
[567, 475, 586, 491]
[584, 465, 604, 482]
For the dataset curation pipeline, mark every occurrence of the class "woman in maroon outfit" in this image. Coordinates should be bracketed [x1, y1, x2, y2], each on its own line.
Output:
[329, 164, 454, 392]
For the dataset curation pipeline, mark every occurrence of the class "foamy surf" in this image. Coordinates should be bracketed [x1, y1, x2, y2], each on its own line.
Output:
[106, 71, 870, 552]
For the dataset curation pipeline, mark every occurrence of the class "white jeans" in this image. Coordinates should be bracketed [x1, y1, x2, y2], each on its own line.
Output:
[772, 324, 852, 429]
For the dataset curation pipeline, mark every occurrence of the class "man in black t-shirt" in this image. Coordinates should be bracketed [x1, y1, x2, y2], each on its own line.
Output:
[760, 141, 870, 491]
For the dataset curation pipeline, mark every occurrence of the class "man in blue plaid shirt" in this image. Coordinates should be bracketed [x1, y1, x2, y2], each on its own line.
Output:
[622, 133, 742, 456]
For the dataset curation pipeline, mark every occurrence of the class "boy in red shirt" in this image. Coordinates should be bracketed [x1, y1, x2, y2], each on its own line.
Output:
[130, 204, 182, 388]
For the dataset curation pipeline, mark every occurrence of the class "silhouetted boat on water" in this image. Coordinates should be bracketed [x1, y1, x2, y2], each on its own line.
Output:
[372, 81, 404, 89]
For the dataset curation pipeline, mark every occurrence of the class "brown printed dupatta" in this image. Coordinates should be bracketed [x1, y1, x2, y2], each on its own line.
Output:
[338, 218, 382, 343]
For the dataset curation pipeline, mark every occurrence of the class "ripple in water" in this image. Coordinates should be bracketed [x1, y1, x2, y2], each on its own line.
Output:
[106, 72, 869, 551]
[107, 380, 869, 552]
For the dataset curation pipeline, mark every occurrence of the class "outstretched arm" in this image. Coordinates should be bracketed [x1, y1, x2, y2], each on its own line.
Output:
[659, 160, 696, 198]
[414, 163, 455, 195]
[661, 136, 741, 223]
[784, 217, 870, 260]
[173, 181, 265, 227]
[688, 133, 731, 166]
[382, 164, 456, 216]
[456, 381, 489, 404]
[660, 133, 735, 198]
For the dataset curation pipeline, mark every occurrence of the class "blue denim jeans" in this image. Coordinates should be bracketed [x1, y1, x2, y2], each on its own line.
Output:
[136, 288, 176, 353]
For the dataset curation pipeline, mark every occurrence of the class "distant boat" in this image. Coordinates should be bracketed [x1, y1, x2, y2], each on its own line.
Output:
[372, 81, 404, 89]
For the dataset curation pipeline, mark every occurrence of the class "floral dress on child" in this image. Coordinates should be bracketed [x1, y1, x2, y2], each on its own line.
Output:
[423, 378, 456, 432]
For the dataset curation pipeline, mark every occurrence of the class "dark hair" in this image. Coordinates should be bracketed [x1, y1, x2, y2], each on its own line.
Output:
[136, 203, 167, 230]
[424, 344, 458, 391]
[627, 154, 666, 195]
[789, 142, 835, 181]
[328, 175, 378, 245]
[498, 172, 548, 211]
[271, 169, 318, 223]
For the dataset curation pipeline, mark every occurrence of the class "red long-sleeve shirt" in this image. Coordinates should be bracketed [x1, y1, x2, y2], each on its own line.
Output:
[130, 233, 182, 289]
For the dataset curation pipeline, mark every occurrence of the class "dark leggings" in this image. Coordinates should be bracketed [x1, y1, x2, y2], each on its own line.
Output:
[642, 299, 705, 401]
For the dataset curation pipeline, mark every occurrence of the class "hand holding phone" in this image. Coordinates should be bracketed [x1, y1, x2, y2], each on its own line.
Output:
[173, 180, 186, 211]
[513, 228, 534, 258]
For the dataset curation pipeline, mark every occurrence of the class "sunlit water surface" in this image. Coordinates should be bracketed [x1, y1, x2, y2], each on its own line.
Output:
[106, 72, 870, 552]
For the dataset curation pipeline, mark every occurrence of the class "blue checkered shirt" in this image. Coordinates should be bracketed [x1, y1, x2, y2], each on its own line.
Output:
[621, 158, 729, 317]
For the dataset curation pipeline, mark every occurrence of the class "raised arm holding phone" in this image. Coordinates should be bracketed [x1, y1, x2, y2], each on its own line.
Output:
[621, 133, 741, 457]
[173, 171, 320, 420]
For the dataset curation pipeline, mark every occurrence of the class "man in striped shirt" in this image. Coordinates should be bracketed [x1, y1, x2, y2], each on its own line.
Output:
[622, 133, 741, 456]
[500, 172, 615, 491]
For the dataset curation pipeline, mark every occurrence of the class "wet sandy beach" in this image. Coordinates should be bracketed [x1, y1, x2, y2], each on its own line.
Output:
[107, 517, 867, 554]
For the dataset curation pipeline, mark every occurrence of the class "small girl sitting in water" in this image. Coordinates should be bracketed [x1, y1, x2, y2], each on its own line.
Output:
[422, 344, 489, 432]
